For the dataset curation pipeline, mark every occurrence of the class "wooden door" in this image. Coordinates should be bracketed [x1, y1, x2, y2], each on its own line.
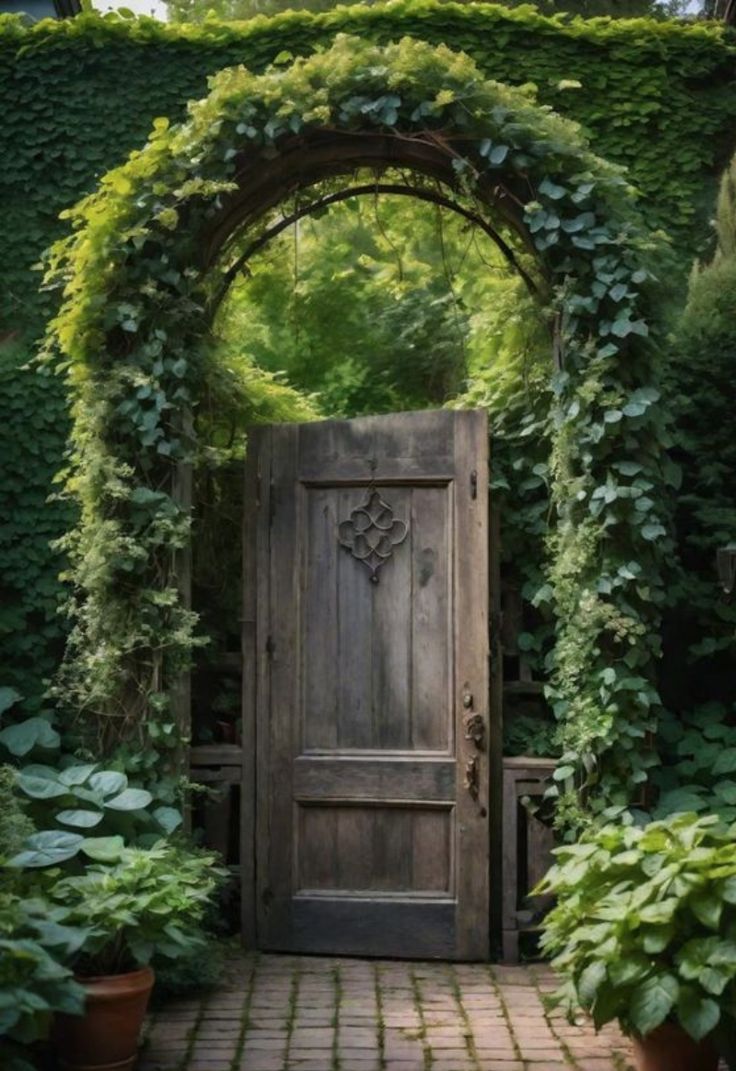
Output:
[247, 409, 490, 960]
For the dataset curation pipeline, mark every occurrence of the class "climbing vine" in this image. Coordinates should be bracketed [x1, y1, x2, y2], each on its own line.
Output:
[41, 34, 672, 826]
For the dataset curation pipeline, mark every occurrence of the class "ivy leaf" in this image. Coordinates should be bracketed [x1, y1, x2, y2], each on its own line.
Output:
[539, 177, 566, 200]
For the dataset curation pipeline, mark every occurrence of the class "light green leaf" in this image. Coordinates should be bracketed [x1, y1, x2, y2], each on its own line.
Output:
[56, 809, 103, 829]
[80, 836, 125, 862]
[105, 787, 152, 811]
[89, 770, 127, 796]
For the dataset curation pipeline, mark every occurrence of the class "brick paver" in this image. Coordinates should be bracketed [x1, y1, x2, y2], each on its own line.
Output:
[141, 954, 636, 1071]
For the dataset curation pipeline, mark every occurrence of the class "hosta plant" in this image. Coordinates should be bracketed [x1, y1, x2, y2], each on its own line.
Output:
[538, 813, 736, 1060]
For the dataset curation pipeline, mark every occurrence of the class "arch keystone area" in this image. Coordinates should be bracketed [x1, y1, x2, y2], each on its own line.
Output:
[46, 33, 669, 826]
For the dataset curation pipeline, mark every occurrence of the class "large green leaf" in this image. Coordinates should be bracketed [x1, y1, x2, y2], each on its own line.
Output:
[630, 974, 679, 1037]
[153, 805, 183, 834]
[677, 987, 720, 1042]
[58, 764, 97, 787]
[0, 717, 60, 757]
[17, 772, 66, 800]
[9, 831, 84, 868]
[105, 787, 152, 811]
[80, 836, 124, 862]
[56, 809, 103, 829]
[89, 770, 127, 796]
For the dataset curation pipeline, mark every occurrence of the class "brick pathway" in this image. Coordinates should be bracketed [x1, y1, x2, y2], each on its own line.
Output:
[140, 954, 635, 1071]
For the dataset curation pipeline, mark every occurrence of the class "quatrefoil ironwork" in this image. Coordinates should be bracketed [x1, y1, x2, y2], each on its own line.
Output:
[338, 489, 409, 584]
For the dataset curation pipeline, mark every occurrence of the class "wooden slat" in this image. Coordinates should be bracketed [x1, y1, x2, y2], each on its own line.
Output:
[371, 485, 412, 749]
[240, 430, 260, 946]
[303, 486, 339, 749]
[410, 486, 451, 751]
[259, 423, 299, 946]
[336, 486, 374, 748]
[293, 756, 456, 801]
[254, 427, 273, 945]
[453, 409, 490, 960]
[191, 744, 243, 766]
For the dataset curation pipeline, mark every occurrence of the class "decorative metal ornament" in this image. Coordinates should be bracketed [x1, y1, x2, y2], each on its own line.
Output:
[338, 488, 408, 584]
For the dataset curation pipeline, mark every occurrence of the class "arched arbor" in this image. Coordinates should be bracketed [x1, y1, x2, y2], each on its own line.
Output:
[46, 34, 669, 833]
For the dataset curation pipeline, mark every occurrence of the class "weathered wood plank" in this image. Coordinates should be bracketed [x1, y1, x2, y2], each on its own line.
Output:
[303, 485, 339, 749]
[293, 756, 456, 800]
[289, 899, 456, 958]
[453, 409, 490, 960]
[410, 486, 451, 751]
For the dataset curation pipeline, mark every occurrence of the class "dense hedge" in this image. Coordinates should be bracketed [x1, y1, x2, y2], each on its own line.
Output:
[1, 2, 735, 704]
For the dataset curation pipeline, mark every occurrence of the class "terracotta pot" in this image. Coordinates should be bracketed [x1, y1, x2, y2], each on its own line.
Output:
[631, 1022, 719, 1071]
[54, 966, 154, 1071]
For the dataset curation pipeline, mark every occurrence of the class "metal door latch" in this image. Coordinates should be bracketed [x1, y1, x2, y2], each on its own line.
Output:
[464, 755, 479, 799]
[464, 712, 485, 749]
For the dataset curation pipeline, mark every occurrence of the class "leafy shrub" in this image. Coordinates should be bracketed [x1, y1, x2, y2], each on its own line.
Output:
[539, 813, 736, 1059]
[653, 704, 736, 821]
[0, 892, 86, 1071]
[0, 766, 34, 867]
[47, 843, 227, 977]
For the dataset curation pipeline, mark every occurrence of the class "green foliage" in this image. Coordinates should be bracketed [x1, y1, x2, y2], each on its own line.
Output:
[40, 32, 669, 828]
[539, 813, 736, 1054]
[663, 155, 736, 716]
[219, 195, 495, 417]
[0, 2, 735, 708]
[0, 891, 86, 1071]
[0, 686, 182, 868]
[47, 843, 227, 976]
[152, 934, 227, 1000]
[167, 0, 691, 19]
[653, 704, 736, 821]
[0, 766, 35, 867]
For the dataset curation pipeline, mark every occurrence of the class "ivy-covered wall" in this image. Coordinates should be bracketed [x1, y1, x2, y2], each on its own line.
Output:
[1, 2, 735, 705]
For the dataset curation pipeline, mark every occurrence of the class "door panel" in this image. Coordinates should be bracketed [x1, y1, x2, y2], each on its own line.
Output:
[249, 409, 490, 959]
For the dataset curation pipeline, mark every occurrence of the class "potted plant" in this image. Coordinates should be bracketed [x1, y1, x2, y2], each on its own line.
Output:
[47, 842, 225, 1071]
[537, 812, 736, 1071]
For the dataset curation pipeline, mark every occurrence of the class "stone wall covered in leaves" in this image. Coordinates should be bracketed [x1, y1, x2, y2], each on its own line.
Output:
[1, 2, 735, 705]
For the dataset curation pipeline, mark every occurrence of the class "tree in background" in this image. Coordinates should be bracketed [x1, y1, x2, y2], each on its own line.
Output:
[216, 193, 541, 418]
[167, 0, 692, 25]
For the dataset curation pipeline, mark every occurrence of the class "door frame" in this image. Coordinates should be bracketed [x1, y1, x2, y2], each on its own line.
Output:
[240, 415, 502, 956]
